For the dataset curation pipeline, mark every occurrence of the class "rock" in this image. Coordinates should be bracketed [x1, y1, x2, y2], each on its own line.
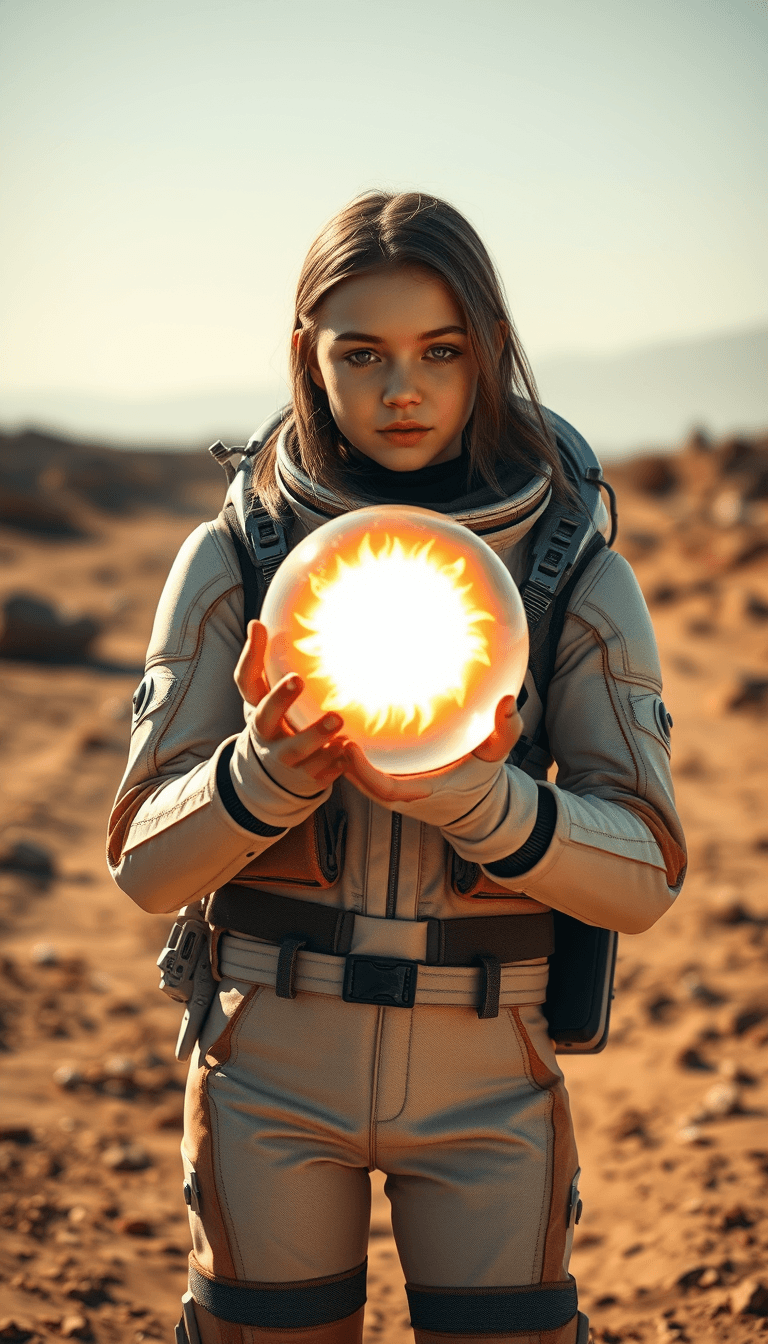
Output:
[610, 1108, 651, 1141]
[677, 1046, 714, 1072]
[0, 593, 100, 663]
[720, 1204, 755, 1230]
[117, 1217, 153, 1236]
[53, 1066, 83, 1091]
[725, 675, 768, 714]
[732, 1003, 768, 1035]
[101, 1143, 151, 1171]
[0, 1125, 33, 1144]
[675, 1123, 710, 1145]
[625, 455, 678, 496]
[30, 940, 58, 963]
[60, 1316, 90, 1340]
[0, 1324, 35, 1343]
[0, 483, 80, 536]
[700, 1081, 742, 1118]
[0, 843, 55, 879]
[730, 1278, 768, 1316]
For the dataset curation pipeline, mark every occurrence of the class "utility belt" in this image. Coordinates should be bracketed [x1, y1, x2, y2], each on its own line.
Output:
[209, 883, 554, 1018]
[158, 841, 617, 1059]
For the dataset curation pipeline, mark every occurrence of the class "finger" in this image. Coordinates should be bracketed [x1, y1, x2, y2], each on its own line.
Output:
[342, 742, 431, 804]
[253, 673, 305, 741]
[280, 716, 347, 769]
[234, 621, 269, 707]
[473, 696, 523, 762]
[295, 739, 348, 786]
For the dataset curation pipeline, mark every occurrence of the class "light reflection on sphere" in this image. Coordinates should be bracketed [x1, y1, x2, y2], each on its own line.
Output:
[260, 505, 529, 775]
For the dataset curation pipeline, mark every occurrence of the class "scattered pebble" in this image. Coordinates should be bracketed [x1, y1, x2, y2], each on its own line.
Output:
[0, 1125, 33, 1144]
[720, 1203, 755, 1230]
[676, 1124, 710, 1145]
[0, 1321, 35, 1343]
[701, 1081, 742, 1118]
[0, 841, 55, 879]
[729, 1277, 768, 1317]
[60, 1316, 90, 1340]
[31, 941, 59, 965]
[118, 1217, 153, 1237]
[53, 1066, 83, 1091]
[101, 1143, 151, 1171]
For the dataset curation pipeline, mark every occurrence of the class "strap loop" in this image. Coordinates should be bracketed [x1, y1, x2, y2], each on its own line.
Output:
[476, 953, 502, 1019]
[275, 937, 307, 999]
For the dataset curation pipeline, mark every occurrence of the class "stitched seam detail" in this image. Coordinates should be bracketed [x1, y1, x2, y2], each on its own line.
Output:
[128, 784, 208, 827]
[149, 585, 240, 772]
[368, 1006, 385, 1171]
[568, 821, 657, 844]
[509, 1008, 556, 1283]
[210, 516, 245, 586]
[566, 546, 615, 615]
[206, 1073, 246, 1280]
[376, 1010, 414, 1125]
[568, 612, 643, 796]
[204, 985, 262, 1278]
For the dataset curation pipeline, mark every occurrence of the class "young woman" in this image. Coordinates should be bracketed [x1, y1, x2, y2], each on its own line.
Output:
[109, 192, 686, 1344]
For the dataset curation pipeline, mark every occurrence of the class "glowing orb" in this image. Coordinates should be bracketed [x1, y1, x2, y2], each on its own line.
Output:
[260, 505, 528, 774]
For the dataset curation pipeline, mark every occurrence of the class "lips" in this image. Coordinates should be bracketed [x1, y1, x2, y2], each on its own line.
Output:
[377, 421, 432, 445]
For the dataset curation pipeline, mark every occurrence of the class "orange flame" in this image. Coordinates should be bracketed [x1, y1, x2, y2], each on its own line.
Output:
[293, 531, 494, 736]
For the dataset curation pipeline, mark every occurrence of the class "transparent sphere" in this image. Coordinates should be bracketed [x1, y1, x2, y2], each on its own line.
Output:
[260, 505, 529, 775]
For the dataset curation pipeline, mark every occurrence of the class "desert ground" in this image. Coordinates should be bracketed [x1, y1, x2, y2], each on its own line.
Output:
[0, 427, 767, 1344]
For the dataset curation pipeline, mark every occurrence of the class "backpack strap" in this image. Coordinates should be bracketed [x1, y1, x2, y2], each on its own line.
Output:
[512, 529, 606, 768]
[222, 498, 288, 629]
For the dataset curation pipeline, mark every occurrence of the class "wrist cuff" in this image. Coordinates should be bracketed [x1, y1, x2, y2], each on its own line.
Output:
[484, 785, 557, 878]
[216, 741, 286, 837]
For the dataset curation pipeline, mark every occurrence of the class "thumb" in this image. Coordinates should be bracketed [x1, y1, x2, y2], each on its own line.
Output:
[472, 695, 523, 762]
[234, 620, 269, 707]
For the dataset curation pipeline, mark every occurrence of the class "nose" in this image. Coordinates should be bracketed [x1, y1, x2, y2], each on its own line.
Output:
[382, 361, 422, 409]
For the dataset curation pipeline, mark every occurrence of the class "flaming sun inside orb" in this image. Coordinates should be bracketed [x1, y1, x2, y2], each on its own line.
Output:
[260, 505, 528, 774]
[294, 532, 493, 736]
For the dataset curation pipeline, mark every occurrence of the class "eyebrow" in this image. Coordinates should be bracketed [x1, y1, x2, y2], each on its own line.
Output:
[332, 325, 468, 344]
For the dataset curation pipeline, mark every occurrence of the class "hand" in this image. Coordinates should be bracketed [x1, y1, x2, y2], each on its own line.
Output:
[234, 620, 347, 791]
[341, 694, 523, 808]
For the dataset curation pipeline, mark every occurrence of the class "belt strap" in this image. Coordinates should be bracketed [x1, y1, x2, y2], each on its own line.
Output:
[207, 885, 554, 965]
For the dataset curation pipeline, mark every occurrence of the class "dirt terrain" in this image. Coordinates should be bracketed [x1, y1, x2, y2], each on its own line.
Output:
[0, 427, 767, 1343]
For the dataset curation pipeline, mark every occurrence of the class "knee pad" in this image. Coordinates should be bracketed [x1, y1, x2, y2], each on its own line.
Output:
[406, 1276, 582, 1341]
[180, 1258, 367, 1342]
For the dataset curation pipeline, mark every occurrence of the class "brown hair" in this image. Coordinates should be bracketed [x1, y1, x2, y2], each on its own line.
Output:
[252, 191, 571, 516]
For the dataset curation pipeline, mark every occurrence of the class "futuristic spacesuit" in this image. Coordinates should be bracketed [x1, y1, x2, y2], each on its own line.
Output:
[108, 417, 686, 1344]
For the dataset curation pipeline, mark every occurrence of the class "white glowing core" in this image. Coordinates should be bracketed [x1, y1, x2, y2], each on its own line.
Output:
[294, 532, 493, 735]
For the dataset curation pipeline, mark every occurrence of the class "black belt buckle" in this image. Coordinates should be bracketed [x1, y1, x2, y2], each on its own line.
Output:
[342, 955, 418, 1008]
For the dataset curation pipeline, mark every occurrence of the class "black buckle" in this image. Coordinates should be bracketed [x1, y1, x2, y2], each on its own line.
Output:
[342, 955, 418, 1008]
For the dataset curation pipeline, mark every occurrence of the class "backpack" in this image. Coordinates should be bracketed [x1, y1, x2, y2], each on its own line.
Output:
[210, 409, 619, 1052]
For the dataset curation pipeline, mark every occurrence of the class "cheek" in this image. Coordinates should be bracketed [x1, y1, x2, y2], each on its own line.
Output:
[326, 367, 370, 414]
[441, 366, 478, 416]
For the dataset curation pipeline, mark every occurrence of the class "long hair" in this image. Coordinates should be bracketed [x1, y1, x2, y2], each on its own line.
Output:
[252, 191, 569, 515]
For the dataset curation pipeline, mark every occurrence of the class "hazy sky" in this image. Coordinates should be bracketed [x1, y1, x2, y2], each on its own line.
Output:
[1, 0, 766, 403]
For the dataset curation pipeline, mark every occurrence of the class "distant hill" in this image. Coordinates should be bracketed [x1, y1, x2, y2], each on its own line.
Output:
[0, 325, 765, 459]
[534, 324, 768, 457]
[0, 388, 286, 452]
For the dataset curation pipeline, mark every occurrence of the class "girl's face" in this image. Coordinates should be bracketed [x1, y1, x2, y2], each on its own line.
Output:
[305, 266, 479, 472]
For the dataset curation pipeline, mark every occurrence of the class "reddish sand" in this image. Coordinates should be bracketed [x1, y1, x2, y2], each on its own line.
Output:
[0, 431, 767, 1343]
